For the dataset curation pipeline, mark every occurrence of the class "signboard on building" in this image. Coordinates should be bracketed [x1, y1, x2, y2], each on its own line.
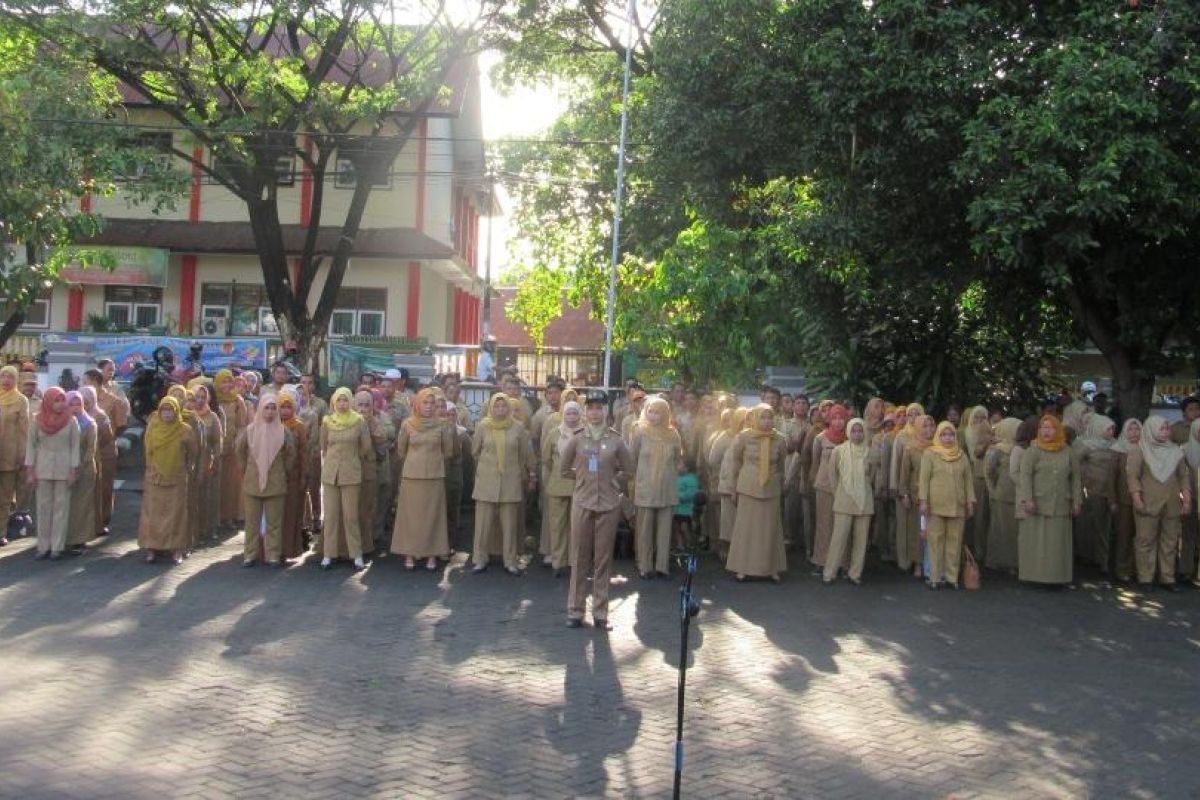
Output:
[61, 246, 169, 287]
[42, 334, 268, 379]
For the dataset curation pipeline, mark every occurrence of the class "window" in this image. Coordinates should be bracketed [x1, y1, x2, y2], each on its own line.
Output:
[210, 147, 296, 186]
[104, 285, 162, 330]
[200, 283, 281, 335]
[0, 288, 51, 329]
[328, 286, 387, 336]
[334, 155, 392, 190]
[119, 132, 173, 181]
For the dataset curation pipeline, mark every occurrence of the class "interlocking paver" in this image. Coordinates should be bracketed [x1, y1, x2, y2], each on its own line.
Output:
[0, 469, 1199, 797]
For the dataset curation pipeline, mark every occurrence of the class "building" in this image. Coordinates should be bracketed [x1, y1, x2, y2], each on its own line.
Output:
[17, 44, 489, 348]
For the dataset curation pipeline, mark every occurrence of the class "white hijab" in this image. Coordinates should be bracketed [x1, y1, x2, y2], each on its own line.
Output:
[1138, 415, 1184, 483]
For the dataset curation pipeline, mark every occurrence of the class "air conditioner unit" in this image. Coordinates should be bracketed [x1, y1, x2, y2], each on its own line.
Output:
[200, 305, 228, 336]
[201, 318, 222, 335]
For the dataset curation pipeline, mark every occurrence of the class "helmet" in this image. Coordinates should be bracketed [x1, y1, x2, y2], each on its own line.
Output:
[1081, 381, 1097, 399]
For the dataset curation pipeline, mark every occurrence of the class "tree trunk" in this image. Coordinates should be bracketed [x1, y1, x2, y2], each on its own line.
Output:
[0, 309, 28, 353]
[1109, 355, 1155, 425]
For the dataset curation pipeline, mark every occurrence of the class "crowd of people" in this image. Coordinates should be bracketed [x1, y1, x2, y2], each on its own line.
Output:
[4, 356, 1199, 629]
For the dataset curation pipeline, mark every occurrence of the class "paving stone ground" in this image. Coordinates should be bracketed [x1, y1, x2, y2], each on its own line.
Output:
[0, 471, 1198, 799]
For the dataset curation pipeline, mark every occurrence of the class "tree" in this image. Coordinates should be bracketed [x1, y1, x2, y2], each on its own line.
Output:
[3, 0, 484, 371]
[0, 30, 184, 350]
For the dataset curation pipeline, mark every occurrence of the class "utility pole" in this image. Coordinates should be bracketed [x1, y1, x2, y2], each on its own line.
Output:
[602, 0, 636, 389]
[482, 171, 495, 341]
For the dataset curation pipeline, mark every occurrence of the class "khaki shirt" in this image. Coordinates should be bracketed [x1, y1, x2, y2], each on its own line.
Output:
[1019, 446, 1083, 517]
[1125, 448, 1191, 517]
[472, 424, 535, 503]
[319, 420, 373, 486]
[25, 419, 81, 480]
[0, 397, 30, 471]
[98, 385, 129, 431]
[397, 421, 455, 480]
[560, 427, 633, 513]
[830, 444, 877, 516]
[236, 429, 297, 497]
[630, 430, 683, 507]
[731, 430, 787, 500]
[219, 397, 250, 457]
[541, 425, 577, 498]
[918, 451, 975, 518]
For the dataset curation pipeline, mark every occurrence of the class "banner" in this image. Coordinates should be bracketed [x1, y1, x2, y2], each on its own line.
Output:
[42, 334, 268, 379]
[61, 246, 169, 287]
[328, 341, 395, 386]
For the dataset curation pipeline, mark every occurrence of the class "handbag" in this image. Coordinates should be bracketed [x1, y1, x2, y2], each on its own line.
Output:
[962, 546, 981, 591]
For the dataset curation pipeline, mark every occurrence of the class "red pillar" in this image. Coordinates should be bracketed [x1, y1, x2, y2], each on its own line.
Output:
[179, 255, 198, 334]
[406, 262, 421, 339]
[189, 147, 203, 222]
[66, 286, 84, 332]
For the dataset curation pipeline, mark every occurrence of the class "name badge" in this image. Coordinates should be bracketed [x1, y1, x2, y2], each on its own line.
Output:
[588, 453, 599, 474]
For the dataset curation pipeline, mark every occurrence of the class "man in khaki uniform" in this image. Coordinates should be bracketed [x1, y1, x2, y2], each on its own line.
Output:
[561, 392, 634, 630]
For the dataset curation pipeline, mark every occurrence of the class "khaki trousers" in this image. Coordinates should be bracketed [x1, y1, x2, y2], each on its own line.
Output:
[1114, 502, 1135, 580]
[323, 483, 363, 561]
[545, 494, 572, 569]
[0, 469, 20, 523]
[243, 494, 285, 563]
[568, 505, 620, 622]
[35, 479, 71, 555]
[304, 469, 323, 528]
[927, 515, 965, 586]
[473, 500, 520, 569]
[99, 456, 117, 528]
[220, 452, 244, 523]
[1178, 509, 1198, 579]
[636, 505, 673, 575]
[1134, 510, 1181, 585]
[825, 513, 871, 582]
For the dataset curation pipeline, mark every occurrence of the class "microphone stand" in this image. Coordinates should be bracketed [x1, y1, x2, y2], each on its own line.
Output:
[672, 499, 702, 799]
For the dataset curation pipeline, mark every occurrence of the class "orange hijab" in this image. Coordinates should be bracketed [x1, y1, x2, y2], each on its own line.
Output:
[1033, 415, 1067, 453]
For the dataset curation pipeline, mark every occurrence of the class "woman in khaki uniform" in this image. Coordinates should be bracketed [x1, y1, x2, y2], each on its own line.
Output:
[1110, 419, 1141, 582]
[1018, 415, 1083, 585]
[167, 385, 206, 552]
[1126, 415, 1192, 590]
[0, 365, 29, 525]
[216, 369, 250, 528]
[1076, 414, 1119, 573]
[276, 390, 308, 560]
[984, 418, 1021, 572]
[867, 410, 895, 563]
[318, 387, 372, 571]
[919, 421, 976, 589]
[353, 390, 382, 558]
[25, 387, 80, 560]
[537, 388, 578, 566]
[187, 380, 224, 543]
[236, 394, 296, 567]
[960, 405, 992, 565]
[890, 403, 925, 573]
[825, 418, 875, 584]
[65, 391, 98, 554]
[726, 404, 788, 582]
[391, 388, 456, 570]
[713, 408, 747, 556]
[809, 404, 849, 569]
[81, 387, 115, 540]
[898, 414, 935, 578]
[137, 397, 194, 564]
[630, 397, 684, 579]
[471, 393, 536, 574]
[541, 400, 583, 575]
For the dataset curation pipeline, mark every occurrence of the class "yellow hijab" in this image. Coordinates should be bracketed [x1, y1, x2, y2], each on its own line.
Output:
[929, 420, 964, 462]
[145, 396, 185, 478]
[1033, 415, 1067, 453]
[404, 387, 442, 435]
[480, 393, 515, 473]
[0, 365, 23, 410]
[745, 403, 779, 486]
[323, 387, 362, 432]
[909, 414, 935, 453]
[214, 369, 239, 405]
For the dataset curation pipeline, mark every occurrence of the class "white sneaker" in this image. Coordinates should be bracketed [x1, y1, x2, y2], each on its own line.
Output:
[353, 557, 365, 571]
[319, 557, 332, 570]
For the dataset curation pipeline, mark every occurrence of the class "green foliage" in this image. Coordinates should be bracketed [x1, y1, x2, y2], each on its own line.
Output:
[504, 264, 567, 350]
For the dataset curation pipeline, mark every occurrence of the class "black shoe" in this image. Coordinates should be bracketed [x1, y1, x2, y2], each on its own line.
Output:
[471, 563, 487, 574]
[1137, 582, 1154, 592]
[98, 527, 110, 537]
[505, 566, 524, 576]
[554, 567, 568, 579]
[592, 618, 612, 632]
[565, 618, 583, 629]
[1162, 582, 1181, 593]
[48, 552, 62, 561]
[34, 551, 48, 560]
[242, 560, 256, 568]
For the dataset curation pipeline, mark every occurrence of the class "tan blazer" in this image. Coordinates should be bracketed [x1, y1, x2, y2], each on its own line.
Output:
[397, 422, 455, 480]
[560, 427, 633, 512]
[1018, 446, 1082, 517]
[472, 424, 535, 503]
[220, 397, 250, 456]
[97, 386, 128, 431]
[319, 420, 373, 486]
[144, 430, 197, 489]
[630, 430, 683, 507]
[541, 427, 577, 498]
[25, 419, 81, 480]
[1125, 449, 1191, 517]
[830, 444, 876, 516]
[984, 448, 1016, 504]
[0, 398, 30, 471]
[1078, 445, 1118, 501]
[809, 433, 837, 494]
[236, 429, 297, 498]
[918, 451, 975, 518]
[731, 430, 787, 500]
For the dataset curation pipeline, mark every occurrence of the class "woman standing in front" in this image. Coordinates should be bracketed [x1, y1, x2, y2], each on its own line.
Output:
[712, 407, 745, 558]
[391, 387, 456, 571]
[725, 403, 788, 582]
[81, 387, 115, 541]
[630, 397, 684, 579]
[1017, 415, 1082, 586]
[353, 390, 383, 559]
[189, 380, 225, 544]
[825, 418, 875, 585]
[1110, 419, 1142, 583]
[919, 421, 975, 589]
[541, 400, 583, 575]
[1126, 415, 1192, 590]
[276, 390, 309, 561]
[0, 365, 29, 527]
[471, 393, 536, 574]
[984, 418, 1021, 573]
[138, 397, 194, 564]
[809, 404, 849, 571]
[215, 369, 249, 530]
[319, 387, 372, 572]
[25, 387, 80, 560]
[1076, 414, 1119, 573]
[890, 403, 925, 574]
[65, 391, 98, 555]
[961, 405, 992, 565]
[236, 394, 296, 567]
[897, 414, 936, 578]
